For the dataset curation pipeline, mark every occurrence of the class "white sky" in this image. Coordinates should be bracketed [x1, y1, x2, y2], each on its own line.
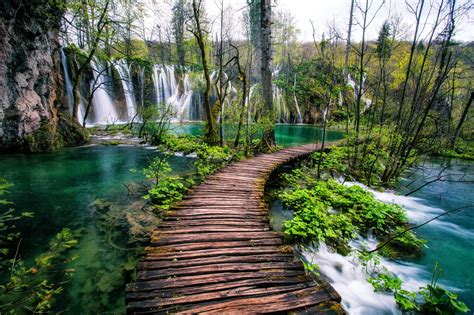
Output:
[203, 0, 474, 42]
[145, 0, 473, 42]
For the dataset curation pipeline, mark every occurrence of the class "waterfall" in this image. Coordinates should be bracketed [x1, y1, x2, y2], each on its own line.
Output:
[152, 65, 196, 121]
[139, 66, 145, 108]
[89, 58, 120, 125]
[293, 74, 303, 124]
[114, 60, 137, 121]
[178, 72, 194, 119]
[60, 48, 74, 114]
[273, 86, 290, 123]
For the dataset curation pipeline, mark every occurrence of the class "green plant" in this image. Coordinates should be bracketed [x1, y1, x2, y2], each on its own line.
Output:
[419, 263, 470, 314]
[280, 179, 423, 255]
[0, 227, 78, 314]
[143, 155, 191, 210]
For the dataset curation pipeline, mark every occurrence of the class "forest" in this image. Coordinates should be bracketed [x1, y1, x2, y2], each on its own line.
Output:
[0, 0, 473, 314]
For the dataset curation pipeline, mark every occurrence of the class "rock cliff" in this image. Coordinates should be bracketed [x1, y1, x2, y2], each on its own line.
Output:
[0, 0, 87, 152]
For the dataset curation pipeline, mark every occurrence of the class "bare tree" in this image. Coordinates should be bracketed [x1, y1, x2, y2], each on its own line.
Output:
[188, 0, 218, 142]
[260, 0, 275, 147]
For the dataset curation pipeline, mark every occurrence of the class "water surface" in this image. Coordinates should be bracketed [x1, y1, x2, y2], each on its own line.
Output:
[0, 124, 343, 313]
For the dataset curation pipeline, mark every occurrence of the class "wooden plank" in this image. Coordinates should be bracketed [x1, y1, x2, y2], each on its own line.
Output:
[151, 232, 283, 245]
[127, 270, 307, 292]
[145, 239, 282, 252]
[174, 285, 337, 314]
[127, 283, 315, 311]
[138, 254, 294, 270]
[137, 261, 305, 280]
[126, 276, 311, 302]
[145, 246, 293, 261]
[126, 142, 344, 314]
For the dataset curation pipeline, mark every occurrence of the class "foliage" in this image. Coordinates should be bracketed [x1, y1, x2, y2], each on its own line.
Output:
[0, 178, 77, 313]
[280, 180, 423, 255]
[138, 102, 175, 144]
[0, 180, 33, 263]
[418, 263, 470, 314]
[143, 155, 190, 211]
[368, 264, 470, 314]
[160, 135, 234, 178]
[433, 140, 474, 160]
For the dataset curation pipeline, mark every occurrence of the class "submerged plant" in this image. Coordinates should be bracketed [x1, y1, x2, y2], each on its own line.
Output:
[0, 178, 78, 313]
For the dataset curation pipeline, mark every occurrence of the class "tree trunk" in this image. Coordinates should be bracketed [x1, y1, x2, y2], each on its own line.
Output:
[450, 91, 473, 148]
[192, 0, 217, 143]
[260, 0, 275, 147]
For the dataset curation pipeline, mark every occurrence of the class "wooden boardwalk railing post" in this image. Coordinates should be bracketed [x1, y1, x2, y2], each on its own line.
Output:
[126, 142, 344, 314]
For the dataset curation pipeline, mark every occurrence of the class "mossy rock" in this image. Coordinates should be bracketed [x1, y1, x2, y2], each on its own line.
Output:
[22, 113, 89, 152]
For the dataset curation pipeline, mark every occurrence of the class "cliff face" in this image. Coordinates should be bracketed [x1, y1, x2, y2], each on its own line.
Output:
[0, 0, 87, 152]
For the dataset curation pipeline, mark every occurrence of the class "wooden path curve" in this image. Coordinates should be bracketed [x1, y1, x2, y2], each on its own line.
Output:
[126, 142, 343, 314]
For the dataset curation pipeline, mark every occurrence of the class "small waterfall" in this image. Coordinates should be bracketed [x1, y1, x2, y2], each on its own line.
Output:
[139, 66, 145, 108]
[178, 71, 194, 118]
[114, 60, 137, 121]
[60, 48, 74, 114]
[273, 86, 290, 123]
[152, 65, 196, 120]
[293, 74, 303, 124]
[89, 58, 120, 125]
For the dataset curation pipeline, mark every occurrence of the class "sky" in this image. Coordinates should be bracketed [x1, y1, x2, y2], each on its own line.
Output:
[201, 0, 474, 42]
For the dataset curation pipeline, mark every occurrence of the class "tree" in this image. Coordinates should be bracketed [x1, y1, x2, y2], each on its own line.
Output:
[188, 0, 217, 143]
[259, 0, 275, 147]
[67, 0, 111, 123]
[172, 0, 187, 67]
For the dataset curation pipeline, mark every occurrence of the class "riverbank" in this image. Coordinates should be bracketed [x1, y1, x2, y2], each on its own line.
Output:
[266, 151, 473, 314]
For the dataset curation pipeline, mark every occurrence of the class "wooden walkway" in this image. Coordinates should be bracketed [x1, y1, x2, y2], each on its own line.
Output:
[126, 143, 343, 314]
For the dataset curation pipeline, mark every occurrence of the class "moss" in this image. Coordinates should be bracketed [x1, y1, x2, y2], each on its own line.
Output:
[22, 113, 89, 152]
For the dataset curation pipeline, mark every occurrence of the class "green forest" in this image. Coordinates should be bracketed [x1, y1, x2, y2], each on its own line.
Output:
[0, 0, 472, 313]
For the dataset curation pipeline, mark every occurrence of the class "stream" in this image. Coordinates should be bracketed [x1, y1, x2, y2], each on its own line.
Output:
[269, 157, 474, 314]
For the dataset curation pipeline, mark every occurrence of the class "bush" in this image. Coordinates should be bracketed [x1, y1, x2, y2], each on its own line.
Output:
[280, 180, 424, 255]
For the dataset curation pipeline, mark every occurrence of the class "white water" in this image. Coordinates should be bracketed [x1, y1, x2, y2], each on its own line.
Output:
[60, 48, 74, 114]
[152, 65, 195, 120]
[304, 181, 469, 314]
[293, 74, 303, 123]
[89, 58, 120, 125]
[60, 49, 300, 124]
[114, 60, 137, 121]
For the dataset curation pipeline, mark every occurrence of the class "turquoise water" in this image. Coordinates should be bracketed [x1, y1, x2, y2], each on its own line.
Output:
[397, 158, 474, 309]
[0, 145, 195, 313]
[268, 157, 474, 312]
[169, 122, 345, 147]
[0, 124, 344, 313]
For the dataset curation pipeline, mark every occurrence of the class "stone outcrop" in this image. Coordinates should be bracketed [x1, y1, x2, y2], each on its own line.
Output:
[0, 0, 87, 152]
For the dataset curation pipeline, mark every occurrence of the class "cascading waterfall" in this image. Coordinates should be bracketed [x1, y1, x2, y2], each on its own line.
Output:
[139, 66, 145, 108]
[61, 50, 302, 125]
[293, 74, 303, 124]
[347, 73, 372, 112]
[273, 86, 290, 123]
[60, 48, 74, 114]
[152, 64, 195, 120]
[89, 58, 120, 125]
[114, 60, 137, 120]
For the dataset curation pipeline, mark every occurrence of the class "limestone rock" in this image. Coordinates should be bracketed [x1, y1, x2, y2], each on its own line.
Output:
[0, 0, 88, 152]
